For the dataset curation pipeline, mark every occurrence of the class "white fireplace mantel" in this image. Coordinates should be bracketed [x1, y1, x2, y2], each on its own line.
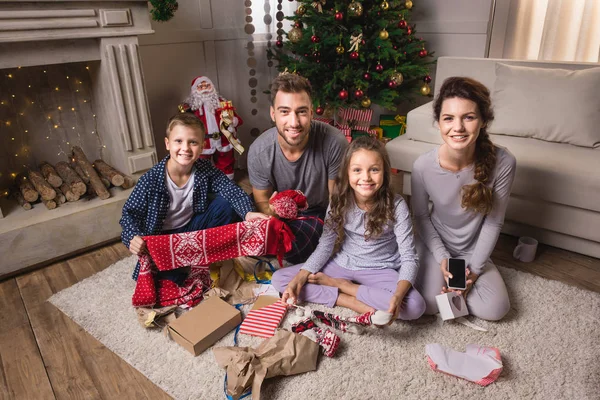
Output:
[0, 0, 158, 277]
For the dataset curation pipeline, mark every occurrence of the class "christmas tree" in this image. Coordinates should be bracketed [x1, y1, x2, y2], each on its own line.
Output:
[268, 0, 434, 114]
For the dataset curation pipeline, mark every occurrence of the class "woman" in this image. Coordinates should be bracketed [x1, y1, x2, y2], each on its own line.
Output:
[412, 77, 516, 321]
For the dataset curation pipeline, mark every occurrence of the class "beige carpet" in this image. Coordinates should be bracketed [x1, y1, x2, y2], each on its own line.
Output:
[49, 256, 600, 400]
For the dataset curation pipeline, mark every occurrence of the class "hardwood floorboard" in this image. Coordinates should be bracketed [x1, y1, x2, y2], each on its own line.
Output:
[0, 279, 54, 400]
[15, 244, 170, 400]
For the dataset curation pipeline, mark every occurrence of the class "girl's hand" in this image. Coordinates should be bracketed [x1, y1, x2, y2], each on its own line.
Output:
[129, 235, 146, 256]
[387, 292, 405, 323]
[387, 280, 411, 324]
[245, 211, 271, 221]
[281, 269, 311, 305]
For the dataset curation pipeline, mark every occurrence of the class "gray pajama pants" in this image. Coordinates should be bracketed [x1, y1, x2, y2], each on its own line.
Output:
[271, 260, 426, 320]
[414, 238, 511, 321]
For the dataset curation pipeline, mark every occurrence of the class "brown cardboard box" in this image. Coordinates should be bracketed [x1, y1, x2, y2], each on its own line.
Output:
[167, 296, 242, 356]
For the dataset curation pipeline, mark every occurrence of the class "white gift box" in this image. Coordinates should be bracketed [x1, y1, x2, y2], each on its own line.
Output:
[436, 292, 469, 321]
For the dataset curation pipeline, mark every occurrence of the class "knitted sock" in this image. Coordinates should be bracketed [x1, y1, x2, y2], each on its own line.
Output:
[290, 317, 317, 334]
[425, 343, 503, 386]
[346, 310, 394, 326]
[311, 310, 362, 334]
[314, 327, 341, 358]
[299, 327, 341, 358]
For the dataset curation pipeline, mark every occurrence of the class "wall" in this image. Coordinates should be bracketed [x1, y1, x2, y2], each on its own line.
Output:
[139, 0, 495, 164]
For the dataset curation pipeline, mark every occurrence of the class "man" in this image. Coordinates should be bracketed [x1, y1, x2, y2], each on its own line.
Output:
[248, 73, 348, 264]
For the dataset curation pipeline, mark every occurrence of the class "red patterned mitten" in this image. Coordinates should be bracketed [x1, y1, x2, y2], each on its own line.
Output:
[269, 190, 309, 219]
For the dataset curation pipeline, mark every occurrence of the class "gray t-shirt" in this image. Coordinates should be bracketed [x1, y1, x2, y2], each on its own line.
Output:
[300, 195, 420, 285]
[411, 146, 516, 274]
[248, 120, 348, 212]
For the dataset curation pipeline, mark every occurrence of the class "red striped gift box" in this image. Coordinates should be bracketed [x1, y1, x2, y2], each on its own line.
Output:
[239, 300, 288, 338]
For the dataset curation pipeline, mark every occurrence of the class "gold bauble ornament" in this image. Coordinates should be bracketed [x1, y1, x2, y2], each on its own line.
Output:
[379, 29, 389, 40]
[297, 5, 306, 16]
[381, 1, 390, 10]
[288, 27, 303, 43]
[420, 83, 431, 96]
[405, 0, 413, 10]
[336, 45, 345, 55]
[348, 1, 364, 17]
[361, 97, 372, 108]
[391, 71, 404, 85]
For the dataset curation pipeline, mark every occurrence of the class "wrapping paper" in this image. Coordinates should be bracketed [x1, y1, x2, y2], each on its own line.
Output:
[214, 330, 319, 400]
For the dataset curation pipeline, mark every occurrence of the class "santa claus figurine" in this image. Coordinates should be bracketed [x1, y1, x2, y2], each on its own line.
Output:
[179, 75, 244, 179]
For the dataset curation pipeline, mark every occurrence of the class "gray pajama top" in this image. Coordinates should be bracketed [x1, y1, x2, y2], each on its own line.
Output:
[411, 146, 516, 274]
[300, 194, 419, 285]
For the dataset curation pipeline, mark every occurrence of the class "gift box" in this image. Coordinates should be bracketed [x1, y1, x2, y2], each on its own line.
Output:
[313, 116, 334, 126]
[379, 114, 407, 139]
[239, 295, 287, 338]
[435, 292, 469, 321]
[167, 296, 242, 356]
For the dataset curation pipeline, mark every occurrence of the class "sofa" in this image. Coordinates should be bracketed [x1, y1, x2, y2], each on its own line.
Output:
[386, 56, 600, 259]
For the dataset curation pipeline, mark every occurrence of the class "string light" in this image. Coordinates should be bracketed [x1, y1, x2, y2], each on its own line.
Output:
[57, 106, 62, 110]
[7, 74, 13, 78]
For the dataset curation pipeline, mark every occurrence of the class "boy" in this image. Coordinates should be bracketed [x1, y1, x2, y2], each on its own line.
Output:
[120, 113, 268, 279]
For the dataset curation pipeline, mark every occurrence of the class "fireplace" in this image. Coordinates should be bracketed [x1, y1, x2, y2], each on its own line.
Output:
[0, 1, 157, 277]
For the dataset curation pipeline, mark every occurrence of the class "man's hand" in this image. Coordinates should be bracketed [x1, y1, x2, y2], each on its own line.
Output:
[281, 269, 311, 305]
[252, 188, 278, 217]
[129, 235, 146, 256]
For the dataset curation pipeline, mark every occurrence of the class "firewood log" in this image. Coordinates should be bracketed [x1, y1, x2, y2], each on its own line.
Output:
[39, 162, 63, 188]
[55, 161, 87, 197]
[70, 160, 90, 184]
[100, 176, 110, 189]
[60, 183, 80, 202]
[12, 190, 32, 210]
[71, 146, 110, 200]
[121, 175, 136, 190]
[16, 173, 39, 203]
[93, 159, 125, 187]
[28, 170, 56, 201]
[53, 187, 66, 205]
[42, 198, 57, 210]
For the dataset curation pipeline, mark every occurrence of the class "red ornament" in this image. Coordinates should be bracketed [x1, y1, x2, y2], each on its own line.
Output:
[398, 20, 407, 29]
[339, 89, 349, 100]
[334, 11, 343, 21]
[388, 80, 397, 89]
[276, 40, 283, 48]
[295, 21, 303, 28]
[304, 53, 309, 57]
[419, 49, 428, 57]
[424, 75, 432, 83]
[361, 39, 366, 46]
[375, 63, 384, 72]
[363, 72, 371, 80]
[311, 35, 320, 43]
[354, 89, 364, 98]
[407, 27, 412, 35]
[393, 45, 398, 50]
[313, 51, 321, 58]
[315, 106, 324, 115]
[349, 51, 359, 60]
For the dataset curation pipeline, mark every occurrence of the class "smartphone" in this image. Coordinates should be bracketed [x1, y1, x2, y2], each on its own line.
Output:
[447, 258, 467, 290]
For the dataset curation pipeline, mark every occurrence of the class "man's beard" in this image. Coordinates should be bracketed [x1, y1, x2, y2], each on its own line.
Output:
[188, 90, 219, 115]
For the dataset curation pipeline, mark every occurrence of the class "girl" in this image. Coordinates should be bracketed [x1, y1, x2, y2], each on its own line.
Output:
[272, 137, 425, 321]
[412, 77, 516, 321]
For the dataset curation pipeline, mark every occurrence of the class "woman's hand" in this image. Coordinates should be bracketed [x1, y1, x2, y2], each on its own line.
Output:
[464, 268, 479, 298]
[440, 258, 451, 289]
[245, 211, 271, 221]
[281, 269, 311, 305]
[129, 235, 146, 256]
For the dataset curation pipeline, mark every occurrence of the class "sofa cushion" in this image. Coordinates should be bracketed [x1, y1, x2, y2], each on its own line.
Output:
[490, 63, 600, 148]
[386, 134, 600, 213]
[404, 102, 442, 145]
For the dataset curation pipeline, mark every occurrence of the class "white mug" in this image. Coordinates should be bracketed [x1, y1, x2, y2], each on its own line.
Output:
[513, 237, 538, 262]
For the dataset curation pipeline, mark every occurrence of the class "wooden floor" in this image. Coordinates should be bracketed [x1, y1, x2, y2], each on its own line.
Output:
[1, 172, 600, 399]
